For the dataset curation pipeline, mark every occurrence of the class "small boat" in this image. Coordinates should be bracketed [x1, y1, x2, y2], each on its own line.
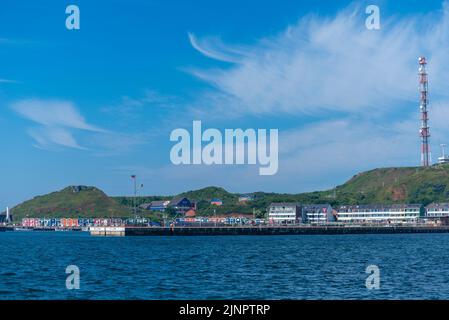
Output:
[14, 227, 32, 231]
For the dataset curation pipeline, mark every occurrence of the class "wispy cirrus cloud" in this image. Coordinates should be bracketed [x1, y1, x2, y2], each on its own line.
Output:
[12, 99, 105, 132]
[11, 98, 152, 153]
[27, 126, 86, 150]
[187, 2, 449, 117]
[11, 99, 105, 150]
[187, 33, 248, 63]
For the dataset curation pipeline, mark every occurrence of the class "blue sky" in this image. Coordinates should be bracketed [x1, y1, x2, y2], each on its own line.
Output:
[2, 0, 449, 208]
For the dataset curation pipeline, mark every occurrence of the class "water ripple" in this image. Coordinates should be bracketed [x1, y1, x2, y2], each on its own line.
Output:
[1, 232, 449, 299]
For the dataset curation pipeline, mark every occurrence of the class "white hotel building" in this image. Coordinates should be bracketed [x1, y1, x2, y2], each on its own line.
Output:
[336, 204, 421, 224]
[425, 203, 449, 219]
[268, 203, 301, 224]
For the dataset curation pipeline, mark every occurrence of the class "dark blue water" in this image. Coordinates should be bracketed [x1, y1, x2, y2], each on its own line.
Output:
[1, 231, 449, 299]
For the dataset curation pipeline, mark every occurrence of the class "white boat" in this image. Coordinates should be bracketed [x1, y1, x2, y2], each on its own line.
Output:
[14, 227, 32, 231]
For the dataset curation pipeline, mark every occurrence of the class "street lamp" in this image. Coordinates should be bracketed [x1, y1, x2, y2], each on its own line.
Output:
[130, 175, 144, 225]
[131, 175, 137, 221]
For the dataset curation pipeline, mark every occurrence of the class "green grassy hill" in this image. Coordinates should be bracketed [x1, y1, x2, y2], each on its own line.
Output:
[326, 165, 449, 205]
[12, 164, 449, 220]
[12, 186, 130, 219]
[160, 165, 449, 215]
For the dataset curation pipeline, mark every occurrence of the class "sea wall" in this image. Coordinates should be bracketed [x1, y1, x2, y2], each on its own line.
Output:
[124, 225, 449, 236]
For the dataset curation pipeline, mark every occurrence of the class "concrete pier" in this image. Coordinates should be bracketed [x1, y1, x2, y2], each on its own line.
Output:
[124, 225, 449, 236]
[90, 226, 126, 236]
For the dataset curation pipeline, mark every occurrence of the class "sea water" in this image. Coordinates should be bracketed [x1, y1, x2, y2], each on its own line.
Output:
[0, 232, 448, 299]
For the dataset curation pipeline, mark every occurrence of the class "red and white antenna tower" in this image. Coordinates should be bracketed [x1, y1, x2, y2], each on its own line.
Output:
[419, 56, 431, 167]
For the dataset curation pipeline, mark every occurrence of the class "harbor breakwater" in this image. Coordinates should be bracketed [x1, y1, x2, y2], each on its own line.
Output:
[121, 225, 449, 236]
[5, 225, 449, 236]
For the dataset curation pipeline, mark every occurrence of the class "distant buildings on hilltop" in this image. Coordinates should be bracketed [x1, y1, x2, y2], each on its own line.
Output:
[210, 198, 223, 206]
[238, 194, 254, 203]
[140, 197, 195, 215]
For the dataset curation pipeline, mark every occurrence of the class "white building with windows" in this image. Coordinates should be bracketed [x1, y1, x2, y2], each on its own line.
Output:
[336, 204, 421, 224]
[426, 203, 449, 218]
[268, 203, 301, 224]
[302, 204, 335, 224]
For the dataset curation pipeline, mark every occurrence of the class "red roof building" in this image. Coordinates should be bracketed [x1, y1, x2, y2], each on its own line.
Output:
[185, 209, 196, 217]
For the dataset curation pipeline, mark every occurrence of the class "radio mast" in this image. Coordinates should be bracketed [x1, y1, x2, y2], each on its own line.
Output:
[418, 56, 431, 167]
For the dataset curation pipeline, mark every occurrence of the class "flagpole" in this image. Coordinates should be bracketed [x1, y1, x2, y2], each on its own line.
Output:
[131, 175, 137, 220]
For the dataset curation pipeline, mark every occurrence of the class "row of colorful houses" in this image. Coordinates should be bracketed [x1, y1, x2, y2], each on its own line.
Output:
[20, 217, 159, 228]
[268, 203, 449, 224]
[20, 215, 258, 228]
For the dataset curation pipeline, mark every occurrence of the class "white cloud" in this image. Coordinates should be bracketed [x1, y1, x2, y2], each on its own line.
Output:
[187, 2, 449, 116]
[11, 99, 105, 150]
[12, 99, 104, 132]
[11, 98, 155, 153]
[28, 127, 86, 150]
[188, 33, 247, 63]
